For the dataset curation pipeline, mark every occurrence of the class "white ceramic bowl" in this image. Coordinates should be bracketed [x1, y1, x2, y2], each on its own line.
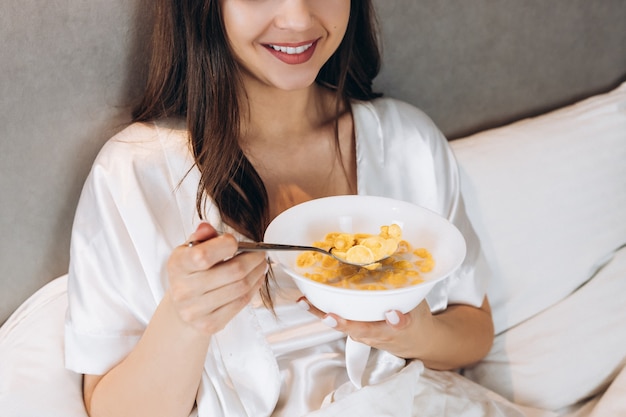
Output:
[264, 195, 467, 321]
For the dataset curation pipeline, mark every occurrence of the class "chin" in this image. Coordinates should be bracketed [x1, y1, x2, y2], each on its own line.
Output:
[272, 73, 321, 92]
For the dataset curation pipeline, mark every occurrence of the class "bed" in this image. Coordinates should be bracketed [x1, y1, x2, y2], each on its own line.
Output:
[1, 1, 625, 416]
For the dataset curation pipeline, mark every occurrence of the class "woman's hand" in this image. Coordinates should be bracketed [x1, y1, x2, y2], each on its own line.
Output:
[299, 295, 494, 370]
[166, 222, 268, 336]
[300, 298, 434, 358]
[84, 223, 268, 417]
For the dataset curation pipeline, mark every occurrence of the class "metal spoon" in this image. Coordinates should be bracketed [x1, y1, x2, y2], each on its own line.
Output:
[237, 241, 389, 268]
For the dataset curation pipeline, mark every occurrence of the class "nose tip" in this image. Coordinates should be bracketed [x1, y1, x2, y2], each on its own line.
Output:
[274, 0, 314, 30]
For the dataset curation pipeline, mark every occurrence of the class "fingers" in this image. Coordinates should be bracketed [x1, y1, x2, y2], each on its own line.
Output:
[166, 222, 269, 335]
[298, 297, 408, 329]
[384, 310, 405, 327]
[173, 256, 267, 334]
[169, 251, 265, 300]
[204, 252, 267, 294]
[297, 296, 412, 349]
[169, 223, 239, 278]
[188, 222, 219, 245]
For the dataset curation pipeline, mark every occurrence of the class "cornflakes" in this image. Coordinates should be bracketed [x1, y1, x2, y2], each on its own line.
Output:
[295, 224, 435, 290]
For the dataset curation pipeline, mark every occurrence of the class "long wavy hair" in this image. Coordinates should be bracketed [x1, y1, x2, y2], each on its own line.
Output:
[132, 0, 382, 305]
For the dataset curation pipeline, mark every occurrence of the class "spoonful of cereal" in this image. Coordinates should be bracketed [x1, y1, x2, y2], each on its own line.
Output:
[238, 224, 403, 269]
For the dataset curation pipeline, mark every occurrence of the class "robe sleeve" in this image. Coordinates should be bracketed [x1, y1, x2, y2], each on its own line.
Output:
[64, 122, 198, 374]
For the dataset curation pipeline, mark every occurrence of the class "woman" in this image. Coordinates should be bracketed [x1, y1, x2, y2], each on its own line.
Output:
[65, 1, 494, 416]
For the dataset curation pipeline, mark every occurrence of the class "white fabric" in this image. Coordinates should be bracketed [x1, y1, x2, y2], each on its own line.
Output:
[0, 276, 87, 417]
[450, 81, 626, 335]
[452, 81, 626, 411]
[5, 85, 626, 416]
[5, 267, 622, 417]
[570, 363, 626, 417]
[64, 97, 488, 416]
[0, 276, 536, 417]
[464, 245, 626, 411]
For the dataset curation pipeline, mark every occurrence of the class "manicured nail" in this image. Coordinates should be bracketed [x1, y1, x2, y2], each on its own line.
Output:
[322, 315, 338, 328]
[385, 310, 400, 325]
[296, 299, 310, 311]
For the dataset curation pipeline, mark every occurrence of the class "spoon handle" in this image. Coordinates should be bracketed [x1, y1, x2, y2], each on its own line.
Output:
[237, 241, 382, 268]
[238, 241, 322, 253]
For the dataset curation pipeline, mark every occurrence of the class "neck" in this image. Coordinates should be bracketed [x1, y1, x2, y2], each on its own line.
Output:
[239, 78, 340, 148]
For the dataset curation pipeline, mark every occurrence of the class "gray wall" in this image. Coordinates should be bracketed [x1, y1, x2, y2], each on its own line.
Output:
[1, 0, 625, 323]
[374, 1, 626, 138]
[0, 1, 152, 322]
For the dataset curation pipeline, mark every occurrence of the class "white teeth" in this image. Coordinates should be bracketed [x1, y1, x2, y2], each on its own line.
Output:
[269, 43, 313, 54]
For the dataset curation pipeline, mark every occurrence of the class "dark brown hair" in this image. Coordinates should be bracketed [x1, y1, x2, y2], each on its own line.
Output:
[132, 0, 382, 304]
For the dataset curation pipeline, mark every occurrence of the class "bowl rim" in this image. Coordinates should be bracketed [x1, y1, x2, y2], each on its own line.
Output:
[265, 194, 467, 295]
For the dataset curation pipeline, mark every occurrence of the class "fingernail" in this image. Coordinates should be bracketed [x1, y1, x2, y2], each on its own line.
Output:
[296, 299, 310, 311]
[264, 263, 270, 275]
[385, 310, 400, 325]
[322, 315, 338, 328]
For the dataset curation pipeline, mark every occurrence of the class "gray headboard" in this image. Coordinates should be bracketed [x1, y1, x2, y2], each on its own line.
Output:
[1, 0, 625, 324]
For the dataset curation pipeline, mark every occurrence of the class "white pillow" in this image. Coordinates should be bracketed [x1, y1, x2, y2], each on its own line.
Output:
[0, 275, 88, 417]
[452, 82, 626, 411]
[464, 246, 626, 411]
[451, 82, 626, 334]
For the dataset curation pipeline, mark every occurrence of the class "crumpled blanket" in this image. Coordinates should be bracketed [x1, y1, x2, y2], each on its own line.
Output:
[306, 360, 554, 417]
[565, 363, 626, 417]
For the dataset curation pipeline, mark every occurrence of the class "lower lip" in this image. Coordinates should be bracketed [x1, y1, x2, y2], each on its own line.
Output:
[265, 41, 318, 65]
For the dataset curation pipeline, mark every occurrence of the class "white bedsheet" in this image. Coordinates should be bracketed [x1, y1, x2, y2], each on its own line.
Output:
[0, 275, 546, 417]
[568, 364, 626, 417]
[2, 274, 623, 417]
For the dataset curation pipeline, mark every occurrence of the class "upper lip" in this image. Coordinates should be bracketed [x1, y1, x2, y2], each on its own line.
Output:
[264, 39, 318, 48]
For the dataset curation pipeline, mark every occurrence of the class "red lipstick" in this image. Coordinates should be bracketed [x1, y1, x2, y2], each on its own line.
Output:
[265, 40, 318, 65]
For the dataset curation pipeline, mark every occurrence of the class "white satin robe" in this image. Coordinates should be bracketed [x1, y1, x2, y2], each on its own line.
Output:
[64, 98, 491, 417]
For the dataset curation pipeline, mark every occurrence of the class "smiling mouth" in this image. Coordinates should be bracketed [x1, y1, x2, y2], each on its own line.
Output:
[266, 42, 314, 55]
